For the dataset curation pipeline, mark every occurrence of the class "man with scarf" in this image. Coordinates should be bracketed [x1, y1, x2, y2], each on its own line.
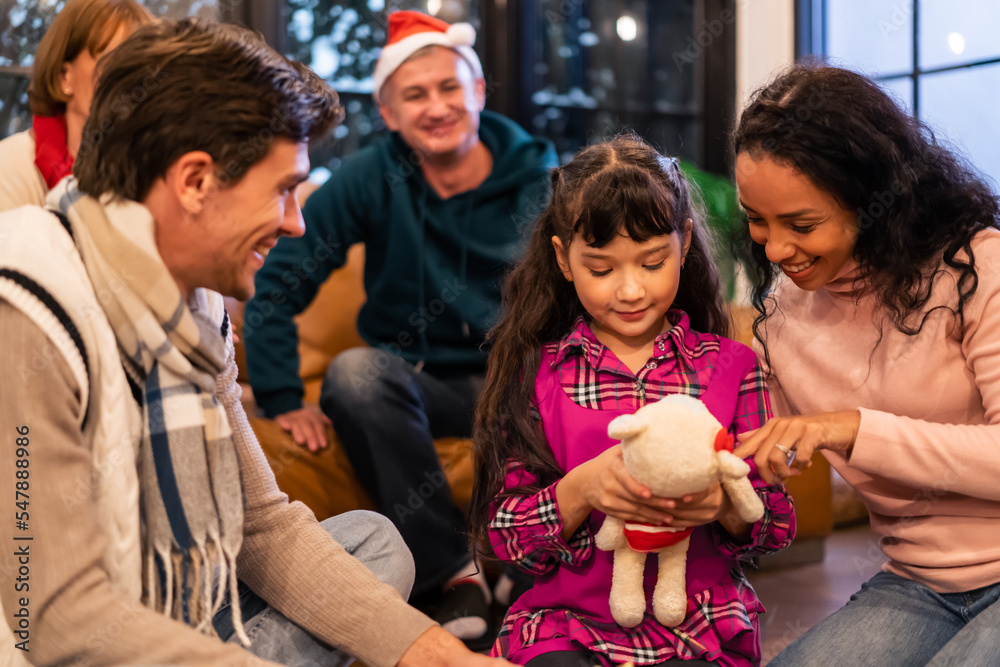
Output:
[0, 18, 515, 667]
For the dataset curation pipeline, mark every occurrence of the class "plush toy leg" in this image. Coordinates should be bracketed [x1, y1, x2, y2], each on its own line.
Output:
[652, 537, 690, 627]
[609, 545, 648, 628]
[721, 475, 765, 522]
[717, 451, 765, 522]
[595, 516, 626, 551]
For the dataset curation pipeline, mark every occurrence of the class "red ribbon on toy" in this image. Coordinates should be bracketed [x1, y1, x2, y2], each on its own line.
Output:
[714, 428, 734, 453]
[623, 525, 693, 553]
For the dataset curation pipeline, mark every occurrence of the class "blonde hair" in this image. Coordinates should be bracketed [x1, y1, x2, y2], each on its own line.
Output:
[28, 0, 154, 117]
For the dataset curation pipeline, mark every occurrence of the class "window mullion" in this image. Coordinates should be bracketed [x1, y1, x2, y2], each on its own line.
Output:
[913, 0, 920, 116]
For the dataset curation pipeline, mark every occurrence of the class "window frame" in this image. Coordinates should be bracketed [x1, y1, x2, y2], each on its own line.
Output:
[794, 0, 1000, 117]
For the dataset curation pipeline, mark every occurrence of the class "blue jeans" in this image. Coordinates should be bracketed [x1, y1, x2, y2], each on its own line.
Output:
[770, 571, 1000, 666]
[212, 511, 415, 665]
[319, 347, 484, 596]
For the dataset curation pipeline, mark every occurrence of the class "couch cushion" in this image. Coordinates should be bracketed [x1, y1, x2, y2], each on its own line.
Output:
[250, 416, 473, 522]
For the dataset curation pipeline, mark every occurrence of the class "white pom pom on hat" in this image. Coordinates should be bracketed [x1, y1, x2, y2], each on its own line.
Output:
[372, 10, 483, 103]
[445, 21, 476, 47]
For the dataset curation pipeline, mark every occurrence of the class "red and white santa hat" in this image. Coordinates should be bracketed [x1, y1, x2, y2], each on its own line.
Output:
[373, 10, 483, 103]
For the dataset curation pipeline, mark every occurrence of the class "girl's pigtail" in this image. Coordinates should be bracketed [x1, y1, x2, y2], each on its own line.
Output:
[664, 163, 731, 338]
[470, 164, 578, 560]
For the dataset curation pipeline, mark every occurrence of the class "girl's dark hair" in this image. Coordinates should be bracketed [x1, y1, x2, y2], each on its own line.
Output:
[733, 62, 1000, 362]
[469, 135, 730, 558]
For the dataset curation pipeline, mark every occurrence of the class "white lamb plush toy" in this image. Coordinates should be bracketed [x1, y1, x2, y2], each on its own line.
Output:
[594, 394, 764, 628]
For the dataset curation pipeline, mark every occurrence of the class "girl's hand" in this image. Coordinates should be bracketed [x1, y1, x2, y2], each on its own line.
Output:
[733, 411, 861, 485]
[662, 481, 727, 529]
[569, 445, 676, 525]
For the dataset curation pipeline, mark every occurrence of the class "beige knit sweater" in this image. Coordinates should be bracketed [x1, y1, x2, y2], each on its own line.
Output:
[0, 300, 436, 665]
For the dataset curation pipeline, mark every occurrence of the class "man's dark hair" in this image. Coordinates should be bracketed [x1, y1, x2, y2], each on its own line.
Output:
[75, 18, 344, 201]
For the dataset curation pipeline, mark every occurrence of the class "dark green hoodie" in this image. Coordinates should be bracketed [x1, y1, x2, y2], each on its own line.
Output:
[244, 111, 557, 418]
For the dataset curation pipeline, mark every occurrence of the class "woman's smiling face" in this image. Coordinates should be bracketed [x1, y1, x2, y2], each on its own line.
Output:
[736, 151, 859, 291]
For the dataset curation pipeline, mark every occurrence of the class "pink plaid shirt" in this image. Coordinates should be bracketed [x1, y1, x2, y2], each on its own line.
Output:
[489, 312, 796, 666]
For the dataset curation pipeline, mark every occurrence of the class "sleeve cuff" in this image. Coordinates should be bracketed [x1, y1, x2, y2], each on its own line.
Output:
[847, 407, 891, 475]
[531, 483, 594, 566]
[256, 390, 305, 419]
[714, 484, 796, 559]
[490, 482, 594, 571]
[354, 605, 439, 667]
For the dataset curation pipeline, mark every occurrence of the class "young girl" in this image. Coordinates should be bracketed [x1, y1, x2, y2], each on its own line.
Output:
[470, 136, 795, 667]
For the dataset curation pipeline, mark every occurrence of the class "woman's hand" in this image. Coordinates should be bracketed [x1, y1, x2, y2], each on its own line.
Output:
[733, 411, 861, 485]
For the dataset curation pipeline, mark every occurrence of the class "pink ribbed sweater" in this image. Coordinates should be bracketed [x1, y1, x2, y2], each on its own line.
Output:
[758, 229, 1000, 594]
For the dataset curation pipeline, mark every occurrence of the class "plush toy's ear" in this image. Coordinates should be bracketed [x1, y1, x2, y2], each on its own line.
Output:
[608, 414, 648, 441]
[714, 429, 734, 453]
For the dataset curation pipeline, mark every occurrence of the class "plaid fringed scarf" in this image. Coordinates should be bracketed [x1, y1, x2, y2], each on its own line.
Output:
[52, 178, 250, 646]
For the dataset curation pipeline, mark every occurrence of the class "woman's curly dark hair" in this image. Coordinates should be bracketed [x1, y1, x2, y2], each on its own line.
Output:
[733, 62, 1000, 363]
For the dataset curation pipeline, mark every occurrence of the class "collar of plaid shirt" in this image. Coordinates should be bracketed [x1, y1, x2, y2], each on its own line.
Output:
[544, 310, 721, 411]
[550, 309, 704, 371]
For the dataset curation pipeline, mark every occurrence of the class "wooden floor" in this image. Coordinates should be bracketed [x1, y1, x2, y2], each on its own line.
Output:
[747, 522, 887, 665]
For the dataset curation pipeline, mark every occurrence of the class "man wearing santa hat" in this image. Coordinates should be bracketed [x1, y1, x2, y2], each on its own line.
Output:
[245, 9, 557, 649]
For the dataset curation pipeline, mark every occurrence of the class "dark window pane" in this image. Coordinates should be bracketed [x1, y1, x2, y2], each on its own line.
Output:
[920, 0, 1000, 70]
[647, 1, 698, 113]
[0, 1, 67, 67]
[0, 71, 31, 137]
[530, 106, 699, 166]
[525, 0, 700, 164]
[531, 0, 697, 115]
[825, 0, 912, 77]
[919, 62, 1000, 188]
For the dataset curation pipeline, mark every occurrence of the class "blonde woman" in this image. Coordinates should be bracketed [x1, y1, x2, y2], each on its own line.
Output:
[0, 0, 151, 211]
